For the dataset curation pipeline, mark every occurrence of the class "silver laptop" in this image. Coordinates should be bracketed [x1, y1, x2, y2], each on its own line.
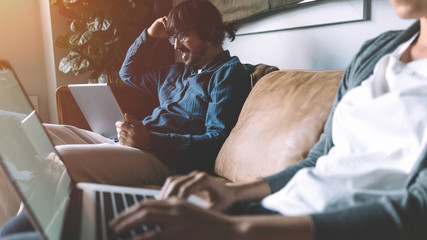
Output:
[0, 60, 207, 240]
[68, 83, 125, 140]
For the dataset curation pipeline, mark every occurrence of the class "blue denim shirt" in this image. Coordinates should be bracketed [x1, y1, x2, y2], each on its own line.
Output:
[120, 29, 251, 173]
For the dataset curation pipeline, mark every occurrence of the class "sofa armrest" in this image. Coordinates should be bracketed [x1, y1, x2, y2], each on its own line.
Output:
[56, 83, 159, 130]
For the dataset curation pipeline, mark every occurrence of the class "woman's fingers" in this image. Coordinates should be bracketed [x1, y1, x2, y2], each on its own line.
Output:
[110, 198, 188, 234]
[158, 171, 200, 199]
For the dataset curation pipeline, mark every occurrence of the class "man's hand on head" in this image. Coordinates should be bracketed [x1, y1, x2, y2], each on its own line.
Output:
[115, 113, 152, 150]
[147, 16, 169, 39]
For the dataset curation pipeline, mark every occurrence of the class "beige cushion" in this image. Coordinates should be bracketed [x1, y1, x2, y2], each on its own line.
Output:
[215, 70, 344, 182]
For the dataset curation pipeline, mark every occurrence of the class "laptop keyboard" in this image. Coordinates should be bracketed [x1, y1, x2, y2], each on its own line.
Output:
[95, 191, 158, 240]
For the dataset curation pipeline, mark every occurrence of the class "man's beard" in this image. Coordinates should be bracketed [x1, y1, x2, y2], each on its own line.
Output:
[179, 42, 209, 68]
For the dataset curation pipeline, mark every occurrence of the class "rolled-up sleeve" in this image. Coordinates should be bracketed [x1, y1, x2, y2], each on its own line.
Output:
[119, 29, 161, 95]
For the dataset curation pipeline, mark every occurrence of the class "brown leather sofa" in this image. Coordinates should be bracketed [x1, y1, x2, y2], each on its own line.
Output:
[56, 67, 344, 183]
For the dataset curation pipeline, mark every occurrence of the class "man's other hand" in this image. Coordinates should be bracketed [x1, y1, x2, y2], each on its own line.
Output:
[115, 113, 152, 150]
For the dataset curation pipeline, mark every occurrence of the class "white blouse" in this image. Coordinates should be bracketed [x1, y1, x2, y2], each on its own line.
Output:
[262, 33, 427, 216]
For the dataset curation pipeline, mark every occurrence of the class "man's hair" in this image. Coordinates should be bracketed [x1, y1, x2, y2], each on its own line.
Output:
[166, 0, 237, 46]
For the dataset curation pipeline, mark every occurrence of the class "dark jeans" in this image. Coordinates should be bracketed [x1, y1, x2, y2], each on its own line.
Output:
[0, 202, 277, 239]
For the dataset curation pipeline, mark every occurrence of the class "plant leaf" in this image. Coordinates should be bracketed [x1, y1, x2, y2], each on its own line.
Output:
[79, 31, 93, 45]
[76, 59, 90, 74]
[70, 19, 85, 32]
[62, 0, 78, 3]
[58, 52, 79, 73]
[69, 33, 81, 46]
[87, 17, 112, 32]
[70, 20, 77, 32]
[58, 51, 90, 75]
[69, 31, 93, 46]
[98, 72, 109, 83]
[59, 57, 72, 74]
[88, 72, 99, 83]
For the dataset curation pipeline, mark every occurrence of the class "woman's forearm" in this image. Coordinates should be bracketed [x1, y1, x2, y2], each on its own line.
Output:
[231, 215, 313, 240]
[229, 179, 272, 203]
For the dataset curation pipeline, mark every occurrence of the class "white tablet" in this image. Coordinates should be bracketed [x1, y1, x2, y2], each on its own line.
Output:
[68, 84, 124, 140]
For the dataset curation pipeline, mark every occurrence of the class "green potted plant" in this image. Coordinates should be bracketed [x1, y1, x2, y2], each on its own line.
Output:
[50, 0, 155, 83]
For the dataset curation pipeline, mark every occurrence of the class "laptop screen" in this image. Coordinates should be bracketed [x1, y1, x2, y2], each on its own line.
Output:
[0, 60, 72, 240]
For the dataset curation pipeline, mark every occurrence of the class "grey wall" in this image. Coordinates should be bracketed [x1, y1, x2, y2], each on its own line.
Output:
[225, 0, 414, 70]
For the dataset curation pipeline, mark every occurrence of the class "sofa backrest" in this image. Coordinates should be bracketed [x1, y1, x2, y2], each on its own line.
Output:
[215, 69, 344, 182]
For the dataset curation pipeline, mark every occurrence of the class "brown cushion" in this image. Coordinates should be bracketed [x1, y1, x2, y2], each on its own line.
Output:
[215, 70, 344, 183]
